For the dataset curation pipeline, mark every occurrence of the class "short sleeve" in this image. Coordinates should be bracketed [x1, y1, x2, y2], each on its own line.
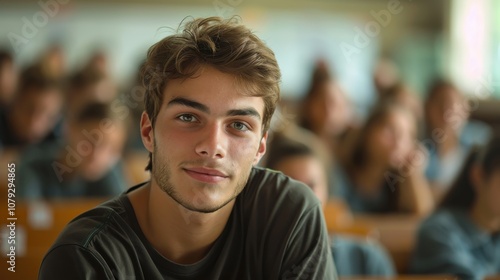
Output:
[280, 204, 338, 279]
[39, 245, 113, 280]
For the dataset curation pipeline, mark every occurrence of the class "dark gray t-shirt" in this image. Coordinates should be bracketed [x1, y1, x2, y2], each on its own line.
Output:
[39, 167, 337, 279]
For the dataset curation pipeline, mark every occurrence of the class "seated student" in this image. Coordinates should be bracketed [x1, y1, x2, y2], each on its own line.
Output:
[37, 44, 67, 80]
[373, 56, 400, 97]
[0, 65, 63, 150]
[298, 60, 358, 161]
[39, 17, 336, 279]
[379, 83, 423, 127]
[18, 102, 127, 199]
[424, 79, 491, 195]
[410, 136, 500, 279]
[65, 65, 117, 120]
[0, 49, 18, 109]
[266, 136, 395, 277]
[334, 101, 433, 214]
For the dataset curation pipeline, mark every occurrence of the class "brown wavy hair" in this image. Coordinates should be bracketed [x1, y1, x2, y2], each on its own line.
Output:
[141, 17, 281, 171]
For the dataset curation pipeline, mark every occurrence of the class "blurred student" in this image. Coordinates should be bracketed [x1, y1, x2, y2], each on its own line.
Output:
[18, 102, 127, 199]
[373, 56, 400, 97]
[410, 136, 500, 279]
[120, 60, 147, 151]
[0, 49, 18, 109]
[334, 102, 433, 214]
[38, 44, 67, 80]
[83, 50, 111, 76]
[267, 136, 395, 277]
[0, 65, 63, 150]
[66, 66, 117, 119]
[299, 60, 357, 159]
[379, 83, 423, 124]
[424, 80, 491, 194]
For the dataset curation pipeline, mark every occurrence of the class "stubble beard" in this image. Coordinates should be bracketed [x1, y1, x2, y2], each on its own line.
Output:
[152, 148, 251, 214]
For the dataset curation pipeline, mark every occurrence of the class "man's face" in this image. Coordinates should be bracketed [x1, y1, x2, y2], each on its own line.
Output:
[141, 66, 268, 213]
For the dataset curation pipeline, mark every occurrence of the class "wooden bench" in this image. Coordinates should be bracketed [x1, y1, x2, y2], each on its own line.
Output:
[0, 199, 106, 280]
[323, 200, 424, 274]
[351, 215, 423, 274]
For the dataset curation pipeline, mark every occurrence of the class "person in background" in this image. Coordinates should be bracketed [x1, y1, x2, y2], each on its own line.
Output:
[266, 136, 396, 277]
[424, 79, 491, 196]
[65, 66, 117, 119]
[410, 135, 500, 279]
[83, 49, 111, 76]
[334, 101, 433, 215]
[373, 56, 400, 97]
[18, 102, 127, 199]
[0, 49, 18, 109]
[37, 44, 67, 80]
[0, 65, 63, 150]
[379, 83, 423, 125]
[299, 60, 358, 161]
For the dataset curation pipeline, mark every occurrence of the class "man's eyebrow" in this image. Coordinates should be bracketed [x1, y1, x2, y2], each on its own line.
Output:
[167, 97, 210, 113]
[227, 108, 261, 120]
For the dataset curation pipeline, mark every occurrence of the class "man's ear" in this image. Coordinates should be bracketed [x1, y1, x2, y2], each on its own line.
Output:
[140, 112, 154, 153]
[253, 131, 268, 165]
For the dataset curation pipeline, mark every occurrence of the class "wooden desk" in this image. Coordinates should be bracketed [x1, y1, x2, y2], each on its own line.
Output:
[323, 201, 424, 274]
[0, 199, 106, 280]
[351, 215, 423, 274]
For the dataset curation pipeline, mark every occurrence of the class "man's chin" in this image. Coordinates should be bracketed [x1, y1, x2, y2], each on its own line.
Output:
[170, 193, 236, 214]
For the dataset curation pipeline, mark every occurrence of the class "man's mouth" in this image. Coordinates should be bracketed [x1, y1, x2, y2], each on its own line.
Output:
[183, 167, 229, 184]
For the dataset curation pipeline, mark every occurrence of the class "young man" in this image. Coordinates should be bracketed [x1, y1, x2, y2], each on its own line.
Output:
[39, 17, 336, 279]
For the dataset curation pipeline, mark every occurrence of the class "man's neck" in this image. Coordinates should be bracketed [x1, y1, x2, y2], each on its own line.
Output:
[128, 181, 234, 264]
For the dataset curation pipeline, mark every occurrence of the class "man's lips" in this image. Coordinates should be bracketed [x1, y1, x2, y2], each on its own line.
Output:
[183, 167, 229, 184]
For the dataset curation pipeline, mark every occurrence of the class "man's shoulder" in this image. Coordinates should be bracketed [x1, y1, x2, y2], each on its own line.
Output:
[48, 195, 132, 249]
[39, 194, 146, 279]
[243, 166, 321, 212]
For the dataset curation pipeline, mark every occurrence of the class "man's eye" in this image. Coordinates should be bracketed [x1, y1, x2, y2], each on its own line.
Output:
[231, 122, 249, 131]
[177, 114, 197, 123]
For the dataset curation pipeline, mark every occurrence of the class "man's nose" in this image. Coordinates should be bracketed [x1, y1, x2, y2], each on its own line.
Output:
[194, 123, 227, 159]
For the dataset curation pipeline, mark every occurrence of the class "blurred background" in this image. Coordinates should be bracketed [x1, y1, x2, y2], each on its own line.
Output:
[1, 0, 500, 279]
[1, 0, 499, 111]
